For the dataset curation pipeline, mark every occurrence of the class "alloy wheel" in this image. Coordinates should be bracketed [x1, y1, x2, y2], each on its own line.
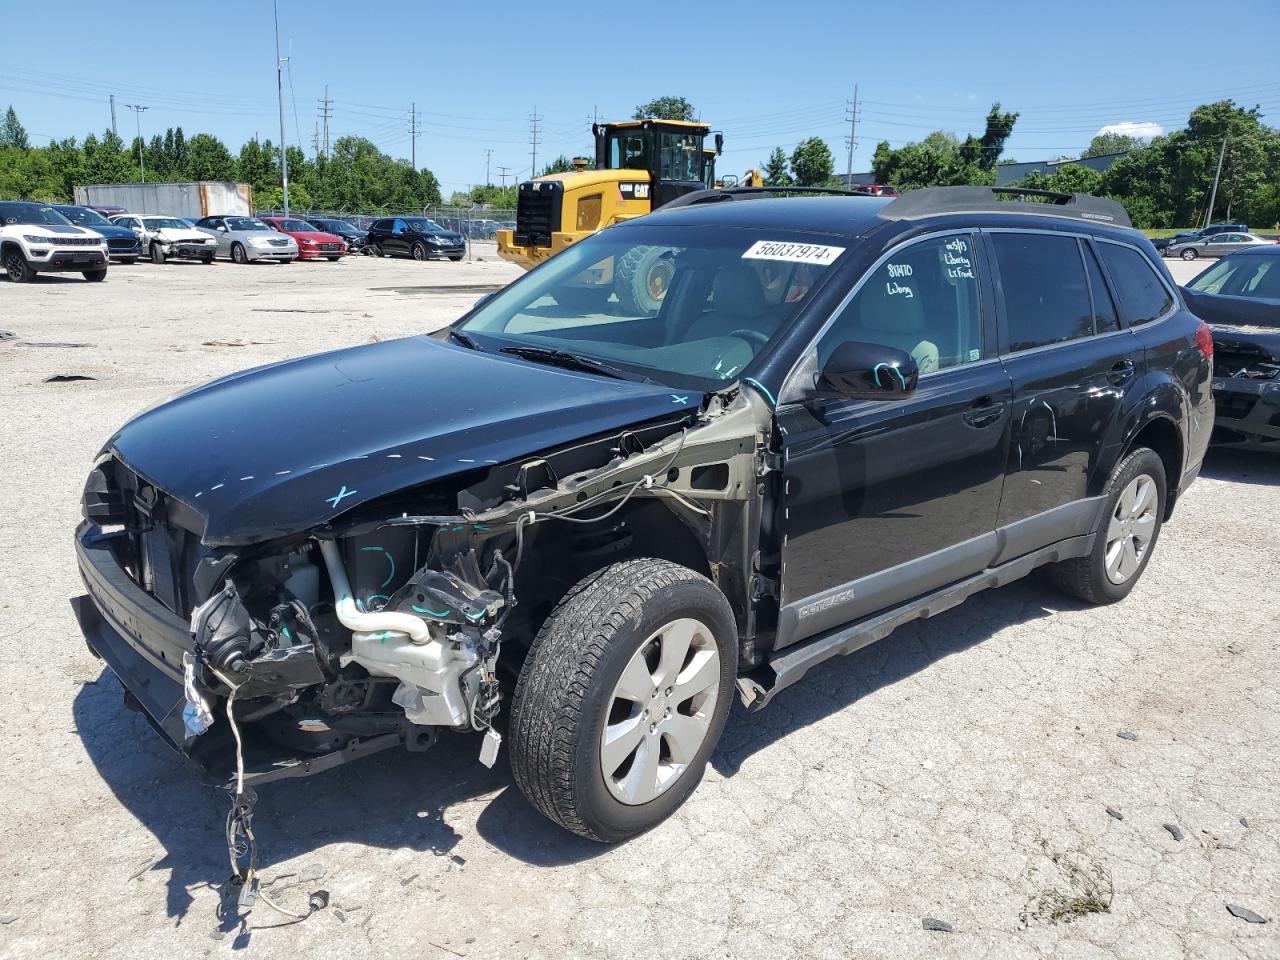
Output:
[1104, 474, 1158, 584]
[600, 617, 720, 806]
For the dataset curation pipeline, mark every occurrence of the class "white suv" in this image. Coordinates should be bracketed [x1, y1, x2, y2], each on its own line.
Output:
[0, 200, 110, 282]
[111, 214, 217, 264]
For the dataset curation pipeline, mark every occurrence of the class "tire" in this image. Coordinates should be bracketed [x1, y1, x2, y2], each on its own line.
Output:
[326, 256, 340, 262]
[614, 246, 674, 314]
[1047, 447, 1166, 605]
[4, 248, 35, 282]
[82, 268, 107, 282]
[412, 242, 428, 261]
[1180, 248, 1198, 261]
[202, 254, 214, 265]
[370, 243, 384, 258]
[150, 243, 166, 264]
[449, 254, 463, 262]
[120, 257, 137, 265]
[231, 243, 248, 265]
[509, 559, 737, 842]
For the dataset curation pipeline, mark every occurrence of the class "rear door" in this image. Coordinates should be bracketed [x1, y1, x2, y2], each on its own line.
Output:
[986, 230, 1142, 559]
[776, 231, 1012, 648]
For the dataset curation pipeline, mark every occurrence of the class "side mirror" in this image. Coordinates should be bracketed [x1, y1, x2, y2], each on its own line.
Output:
[817, 341, 918, 401]
[472, 292, 495, 310]
[216, 225, 227, 232]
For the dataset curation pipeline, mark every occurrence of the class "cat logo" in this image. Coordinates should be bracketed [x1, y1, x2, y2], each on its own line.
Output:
[619, 182, 650, 200]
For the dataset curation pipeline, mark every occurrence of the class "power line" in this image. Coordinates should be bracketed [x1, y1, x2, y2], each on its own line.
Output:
[496, 165, 513, 188]
[529, 107, 542, 177]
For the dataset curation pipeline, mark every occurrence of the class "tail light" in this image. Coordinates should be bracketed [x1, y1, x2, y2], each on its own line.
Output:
[1195, 319, 1213, 359]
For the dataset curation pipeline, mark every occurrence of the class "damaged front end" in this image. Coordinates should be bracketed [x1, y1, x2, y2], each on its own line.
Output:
[72, 385, 772, 789]
[1209, 328, 1280, 451]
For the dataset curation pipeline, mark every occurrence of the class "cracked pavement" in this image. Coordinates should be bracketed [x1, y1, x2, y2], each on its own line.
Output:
[0, 254, 1275, 959]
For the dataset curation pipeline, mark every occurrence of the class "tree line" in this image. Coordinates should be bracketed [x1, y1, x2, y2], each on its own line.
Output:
[0, 107, 442, 214]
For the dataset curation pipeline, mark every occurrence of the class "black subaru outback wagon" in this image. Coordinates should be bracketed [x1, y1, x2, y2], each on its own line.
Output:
[74, 186, 1213, 846]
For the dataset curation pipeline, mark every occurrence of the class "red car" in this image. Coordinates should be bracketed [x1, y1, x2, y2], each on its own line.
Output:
[260, 216, 347, 261]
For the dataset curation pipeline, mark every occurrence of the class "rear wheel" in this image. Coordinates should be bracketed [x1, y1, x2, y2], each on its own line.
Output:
[1047, 447, 1166, 605]
[82, 268, 107, 282]
[1180, 248, 1198, 261]
[614, 246, 674, 314]
[231, 243, 248, 265]
[4, 248, 34, 282]
[509, 559, 737, 842]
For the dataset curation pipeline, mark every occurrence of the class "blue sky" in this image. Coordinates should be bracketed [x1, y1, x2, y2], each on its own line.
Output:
[4, 0, 1278, 195]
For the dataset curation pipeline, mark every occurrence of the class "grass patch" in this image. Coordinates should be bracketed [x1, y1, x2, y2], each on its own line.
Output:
[1020, 836, 1114, 926]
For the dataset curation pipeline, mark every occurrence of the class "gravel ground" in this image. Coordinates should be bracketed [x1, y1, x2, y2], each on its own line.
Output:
[0, 253, 1275, 960]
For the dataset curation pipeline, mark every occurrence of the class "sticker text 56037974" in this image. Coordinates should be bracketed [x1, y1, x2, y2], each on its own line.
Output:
[742, 240, 845, 265]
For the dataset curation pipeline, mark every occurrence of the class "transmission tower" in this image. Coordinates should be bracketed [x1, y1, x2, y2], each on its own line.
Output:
[529, 107, 542, 176]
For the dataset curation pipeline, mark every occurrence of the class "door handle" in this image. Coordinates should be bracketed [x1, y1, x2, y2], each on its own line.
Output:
[962, 395, 1004, 428]
[1107, 359, 1136, 385]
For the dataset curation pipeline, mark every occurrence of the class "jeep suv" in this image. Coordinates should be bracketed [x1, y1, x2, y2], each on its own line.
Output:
[0, 200, 110, 281]
[72, 186, 1212, 848]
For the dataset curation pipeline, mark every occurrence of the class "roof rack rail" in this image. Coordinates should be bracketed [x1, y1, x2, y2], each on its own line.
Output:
[660, 186, 878, 210]
[879, 186, 1131, 228]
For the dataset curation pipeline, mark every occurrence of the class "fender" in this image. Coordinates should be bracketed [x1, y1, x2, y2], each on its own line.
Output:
[1092, 368, 1187, 498]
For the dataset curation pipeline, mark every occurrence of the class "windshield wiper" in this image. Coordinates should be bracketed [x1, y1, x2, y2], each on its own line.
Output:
[449, 329, 481, 350]
[499, 345, 631, 380]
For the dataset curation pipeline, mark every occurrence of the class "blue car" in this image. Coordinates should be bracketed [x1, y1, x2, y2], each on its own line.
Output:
[53, 204, 143, 263]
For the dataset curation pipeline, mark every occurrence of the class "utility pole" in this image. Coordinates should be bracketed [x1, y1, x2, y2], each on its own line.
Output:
[273, 0, 290, 216]
[496, 165, 513, 189]
[529, 107, 542, 177]
[484, 148, 493, 185]
[1204, 136, 1227, 228]
[124, 103, 149, 181]
[844, 84, 859, 184]
[316, 85, 333, 159]
[109, 94, 118, 138]
[409, 102, 420, 169]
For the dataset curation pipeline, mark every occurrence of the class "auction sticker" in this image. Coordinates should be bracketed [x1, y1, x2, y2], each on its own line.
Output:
[742, 240, 845, 265]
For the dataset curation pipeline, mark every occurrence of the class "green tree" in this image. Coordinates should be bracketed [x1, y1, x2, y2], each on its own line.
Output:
[237, 138, 278, 191]
[871, 104, 1017, 191]
[184, 134, 237, 181]
[1018, 163, 1104, 196]
[539, 155, 574, 176]
[633, 96, 696, 121]
[790, 137, 833, 186]
[761, 147, 792, 186]
[1084, 131, 1144, 158]
[977, 103, 1019, 170]
[1, 106, 29, 149]
[469, 183, 516, 208]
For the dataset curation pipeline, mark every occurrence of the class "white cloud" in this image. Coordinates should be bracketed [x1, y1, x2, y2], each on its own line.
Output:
[1095, 121, 1163, 140]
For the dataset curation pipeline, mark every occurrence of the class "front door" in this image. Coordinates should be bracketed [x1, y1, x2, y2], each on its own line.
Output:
[776, 231, 1011, 648]
[986, 231, 1142, 556]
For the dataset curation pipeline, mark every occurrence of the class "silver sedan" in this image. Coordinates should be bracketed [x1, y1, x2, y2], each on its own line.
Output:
[1166, 232, 1275, 261]
[193, 215, 298, 263]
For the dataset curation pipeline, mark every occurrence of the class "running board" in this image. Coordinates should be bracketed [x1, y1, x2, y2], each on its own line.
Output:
[736, 535, 1094, 711]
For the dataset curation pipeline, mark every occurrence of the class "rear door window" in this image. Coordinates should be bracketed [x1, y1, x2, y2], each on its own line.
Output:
[1097, 243, 1173, 325]
[991, 233, 1093, 352]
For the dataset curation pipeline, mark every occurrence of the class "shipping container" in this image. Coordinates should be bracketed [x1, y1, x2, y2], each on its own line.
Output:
[72, 181, 254, 219]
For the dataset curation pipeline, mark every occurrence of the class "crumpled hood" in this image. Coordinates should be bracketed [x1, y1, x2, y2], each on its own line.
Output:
[154, 227, 209, 243]
[105, 337, 702, 545]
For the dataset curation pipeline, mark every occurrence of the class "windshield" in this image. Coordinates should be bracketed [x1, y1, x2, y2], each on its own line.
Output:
[57, 206, 111, 226]
[226, 217, 272, 231]
[0, 203, 73, 227]
[406, 218, 444, 233]
[144, 218, 192, 229]
[275, 219, 317, 232]
[1189, 255, 1280, 304]
[457, 224, 846, 388]
[318, 219, 355, 232]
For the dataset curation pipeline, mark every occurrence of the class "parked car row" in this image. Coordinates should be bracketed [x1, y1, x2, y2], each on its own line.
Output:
[0, 201, 477, 281]
[1161, 230, 1278, 261]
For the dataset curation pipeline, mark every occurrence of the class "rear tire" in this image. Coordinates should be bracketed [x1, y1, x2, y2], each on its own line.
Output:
[82, 268, 107, 282]
[509, 559, 737, 842]
[614, 246, 674, 314]
[327, 256, 340, 262]
[4, 248, 35, 282]
[202, 254, 214, 265]
[1047, 447, 1166, 605]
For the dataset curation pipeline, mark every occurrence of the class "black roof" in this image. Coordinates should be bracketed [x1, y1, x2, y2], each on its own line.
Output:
[630, 195, 894, 238]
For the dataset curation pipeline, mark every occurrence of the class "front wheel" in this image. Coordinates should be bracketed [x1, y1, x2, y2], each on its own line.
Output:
[202, 254, 214, 265]
[614, 246, 674, 314]
[326, 256, 340, 262]
[150, 243, 166, 264]
[509, 559, 737, 842]
[1047, 447, 1166, 605]
[449, 254, 463, 262]
[82, 268, 107, 282]
[370, 243, 383, 258]
[120, 257, 137, 265]
[4, 248, 35, 282]
[1181, 248, 1198, 261]
[412, 242, 428, 261]
[231, 243, 248, 264]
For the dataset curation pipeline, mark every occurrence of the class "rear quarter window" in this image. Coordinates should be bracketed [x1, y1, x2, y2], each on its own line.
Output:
[1097, 243, 1173, 325]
